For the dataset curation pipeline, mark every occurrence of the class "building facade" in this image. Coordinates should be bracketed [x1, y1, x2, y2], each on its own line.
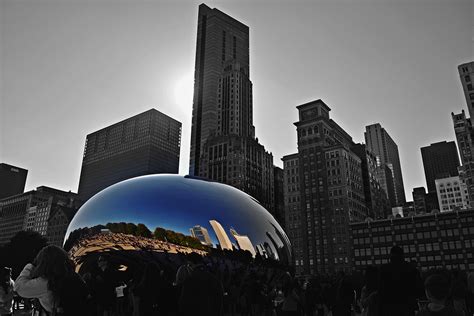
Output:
[352, 144, 391, 220]
[459, 62, 474, 118]
[421, 141, 460, 193]
[189, 4, 275, 213]
[77, 109, 181, 202]
[273, 166, 285, 227]
[365, 123, 405, 207]
[190, 225, 213, 246]
[190, 4, 250, 176]
[0, 186, 77, 245]
[452, 110, 474, 205]
[47, 205, 77, 246]
[282, 153, 303, 274]
[435, 176, 469, 212]
[350, 210, 474, 272]
[0, 163, 28, 199]
[283, 100, 366, 275]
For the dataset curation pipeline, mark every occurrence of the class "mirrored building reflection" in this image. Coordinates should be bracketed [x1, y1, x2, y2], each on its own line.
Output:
[64, 175, 291, 271]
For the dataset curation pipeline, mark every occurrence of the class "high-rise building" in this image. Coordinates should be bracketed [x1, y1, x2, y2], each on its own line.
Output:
[282, 153, 303, 274]
[435, 176, 469, 212]
[273, 166, 285, 227]
[209, 219, 233, 250]
[283, 99, 366, 274]
[458, 62, 474, 117]
[189, 225, 213, 246]
[365, 123, 406, 207]
[352, 144, 391, 219]
[189, 4, 275, 213]
[452, 111, 474, 204]
[229, 228, 256, 256]
[0, 186, 77, 245]
[0, 163, 28, 199]
[421, 141, 460, 193]
[78, 109, 181, 202]
[412, 187, 428, 214]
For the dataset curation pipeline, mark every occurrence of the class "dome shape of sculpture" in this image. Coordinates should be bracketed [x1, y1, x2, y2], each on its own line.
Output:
[64, 174, 292, 272]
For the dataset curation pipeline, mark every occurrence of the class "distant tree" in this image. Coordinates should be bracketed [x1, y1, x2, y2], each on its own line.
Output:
[3, 230, 48, 278]
[136, 224, 152, 238]
[126, 223, 137, 235]
[153, 227, 167, 241]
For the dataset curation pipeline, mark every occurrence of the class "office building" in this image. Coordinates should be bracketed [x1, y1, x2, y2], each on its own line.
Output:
[452, 111, 474, 204]
[282, 153, 304, 274]
[47, 205, 77, 246]
[435, 176, 469, 212]
[352, 144, 391, 219]
[78, 109, 181, 202]
[0, 186, 77, 245]
[189, 225, 213, 246]
[189, 4, 275, 213]
[458, 62, 474, 117]
[0, 163, 28, 199]
[209, 219, 233, 250]
[365, 123, 405, 207]
[230, 228, 256, 256]
[283, 99, 366, 274]
[350, 210, 474, 271]
[273, 166, 285, 227]
[421, 141, 460, 193]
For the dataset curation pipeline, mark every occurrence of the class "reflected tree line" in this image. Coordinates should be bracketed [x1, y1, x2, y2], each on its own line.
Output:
[64, 222, 208, 252]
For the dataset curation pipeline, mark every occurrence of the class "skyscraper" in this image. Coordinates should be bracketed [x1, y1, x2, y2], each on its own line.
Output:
[78, 109, 181, 202]
[365, 123, 406, 207]
[352, 144, 391, 219]
[421, 141, 460, 193]
[0, 163, 28, 199]
[189, 225, 213, 246]
[458, 62, 474, 117]
[190, 4, 250, 176]
[283, 100, 366, 274]
[209, 219, 233, 250]
[189, 4, 275, 212]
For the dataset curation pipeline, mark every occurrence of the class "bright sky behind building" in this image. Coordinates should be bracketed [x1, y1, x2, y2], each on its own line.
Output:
[1, 0, 473, 201]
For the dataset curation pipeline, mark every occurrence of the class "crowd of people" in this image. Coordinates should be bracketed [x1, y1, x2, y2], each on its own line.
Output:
[0, 245, 473, 316]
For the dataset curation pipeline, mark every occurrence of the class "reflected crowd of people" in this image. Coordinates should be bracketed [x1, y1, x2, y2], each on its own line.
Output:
[1, 245, 474, 316]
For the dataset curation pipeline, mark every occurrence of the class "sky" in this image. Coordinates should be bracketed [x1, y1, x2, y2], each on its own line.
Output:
[1, 0, 473, 201]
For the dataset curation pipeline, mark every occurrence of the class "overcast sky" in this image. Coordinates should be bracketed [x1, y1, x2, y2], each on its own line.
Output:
[1, 0, 473, 201]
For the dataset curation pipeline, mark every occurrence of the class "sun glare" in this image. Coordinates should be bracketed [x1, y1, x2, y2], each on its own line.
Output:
[174, 73, 194, 109]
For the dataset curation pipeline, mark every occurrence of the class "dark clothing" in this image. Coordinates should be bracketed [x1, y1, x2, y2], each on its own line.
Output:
[378, 260, 420, 316]
[417, 305, 464, 316]
[56, 273, 89, 316]
[178, 265, 224, 316]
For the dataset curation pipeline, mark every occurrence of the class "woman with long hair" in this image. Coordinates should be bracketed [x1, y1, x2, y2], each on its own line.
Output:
[13, 245, 88, 316]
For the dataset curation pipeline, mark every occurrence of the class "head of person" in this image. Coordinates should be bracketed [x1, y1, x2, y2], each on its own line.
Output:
[389, 246, 404, 264]
[32, 245, 75, 293]
[425, 273, 450, 304]
[97, 255, 109, 271]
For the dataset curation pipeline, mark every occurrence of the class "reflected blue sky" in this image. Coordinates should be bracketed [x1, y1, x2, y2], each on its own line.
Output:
[65, 174, 291, 262]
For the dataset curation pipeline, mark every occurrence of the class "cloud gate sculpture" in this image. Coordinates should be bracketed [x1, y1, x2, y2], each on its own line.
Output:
[64, 174, 292, 274]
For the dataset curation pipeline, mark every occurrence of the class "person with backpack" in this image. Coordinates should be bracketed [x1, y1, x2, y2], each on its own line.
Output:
[13, 245, 89, 316]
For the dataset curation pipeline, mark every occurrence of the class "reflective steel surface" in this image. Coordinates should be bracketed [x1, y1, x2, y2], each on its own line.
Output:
[64, 174, 292, 270]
